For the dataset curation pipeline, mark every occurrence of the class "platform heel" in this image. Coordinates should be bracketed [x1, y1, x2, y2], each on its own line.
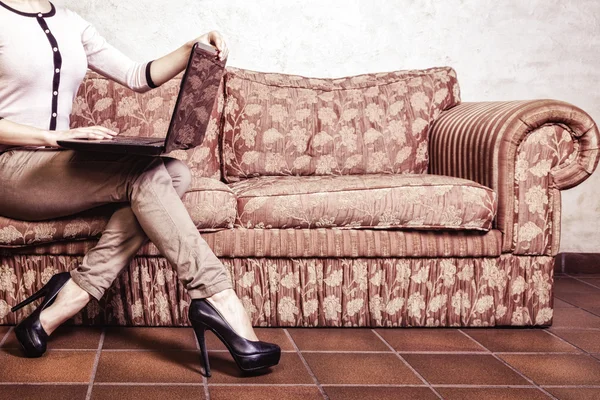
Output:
[188, 298, 280, 376]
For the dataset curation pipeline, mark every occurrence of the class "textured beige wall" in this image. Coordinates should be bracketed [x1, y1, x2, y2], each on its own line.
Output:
[55, 0, 600, 253]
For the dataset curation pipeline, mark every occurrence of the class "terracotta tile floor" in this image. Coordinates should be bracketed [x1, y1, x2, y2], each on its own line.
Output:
[1, 273, 600, 399]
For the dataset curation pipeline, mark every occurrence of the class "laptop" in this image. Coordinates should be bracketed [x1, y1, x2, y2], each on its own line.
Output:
[57, 42, 227, 156]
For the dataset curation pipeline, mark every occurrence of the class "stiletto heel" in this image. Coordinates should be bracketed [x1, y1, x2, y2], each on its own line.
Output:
[11, 272, 72, 358]
[189, 298, 281, 376]
[193, 324, 211, 377]
[11, 285, 48, 312]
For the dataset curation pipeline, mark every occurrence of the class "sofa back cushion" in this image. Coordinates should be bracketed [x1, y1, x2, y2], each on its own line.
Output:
[221, 66, 460, 183]
[70, 71, 223, 179]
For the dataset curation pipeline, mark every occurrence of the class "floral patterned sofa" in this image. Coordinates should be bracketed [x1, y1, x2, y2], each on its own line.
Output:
[1, 65, 598, 328]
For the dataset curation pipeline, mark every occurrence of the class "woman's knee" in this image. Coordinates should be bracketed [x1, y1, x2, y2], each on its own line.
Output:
[162, 157, 192, 197]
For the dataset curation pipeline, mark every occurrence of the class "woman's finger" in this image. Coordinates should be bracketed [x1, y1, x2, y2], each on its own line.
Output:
[79, 126, 113, 135]
[88, 126, 118, 136]
[212, 32, 225, 52]
[94, 126, 118, 136]
[220, 44, 228, 60]
[84, 130, 113, 140]
[93, 130, 114, 139]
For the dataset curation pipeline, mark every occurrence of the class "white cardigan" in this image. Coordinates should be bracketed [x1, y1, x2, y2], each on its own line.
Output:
[0, 1, 157, 153]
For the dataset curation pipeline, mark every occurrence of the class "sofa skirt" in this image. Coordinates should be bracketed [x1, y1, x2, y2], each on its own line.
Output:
[0, 253, 553, 327]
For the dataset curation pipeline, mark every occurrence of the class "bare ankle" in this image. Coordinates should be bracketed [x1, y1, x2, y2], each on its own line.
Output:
[206, 288, 235, 303]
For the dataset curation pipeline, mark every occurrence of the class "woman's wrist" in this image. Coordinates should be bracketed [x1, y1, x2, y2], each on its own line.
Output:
[42, 130, 58, 147]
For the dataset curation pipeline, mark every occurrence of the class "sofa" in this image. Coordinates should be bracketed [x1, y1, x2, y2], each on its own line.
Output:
[1, 65, 598, 328]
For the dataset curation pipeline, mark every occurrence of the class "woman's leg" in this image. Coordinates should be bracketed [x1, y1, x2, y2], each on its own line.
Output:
[40, 157, 193, 334]
[0, 149, 258, 340]
[70, 157, 192, 301]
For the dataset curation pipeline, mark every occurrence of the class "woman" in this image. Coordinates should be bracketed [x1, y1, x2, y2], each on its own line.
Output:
[0, 0, 280, 377]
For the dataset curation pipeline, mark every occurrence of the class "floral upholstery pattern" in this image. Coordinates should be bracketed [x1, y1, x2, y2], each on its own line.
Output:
[0, 253, 553, 327]
[222, 66, 460, 182]
[70, 71, 224, 179]
[429, 100, 599, 255]
[229, 174, 497, 230]
[0, 177, 236, 247]
[514, 124, 576, 255]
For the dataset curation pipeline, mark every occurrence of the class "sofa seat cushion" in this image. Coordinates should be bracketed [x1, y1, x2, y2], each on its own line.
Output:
[0, 178, 236, 247]
[229, 174, 497, 231]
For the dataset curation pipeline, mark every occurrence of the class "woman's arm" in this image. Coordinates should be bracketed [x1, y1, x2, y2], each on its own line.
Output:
[149, 31, 229, 87]
[72, 10, 229, 93]
[0, 118, 53, 147]
[0, 118, 116, 147]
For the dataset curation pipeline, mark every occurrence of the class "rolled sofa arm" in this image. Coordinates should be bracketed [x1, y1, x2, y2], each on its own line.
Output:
[429, 100, 599, 255]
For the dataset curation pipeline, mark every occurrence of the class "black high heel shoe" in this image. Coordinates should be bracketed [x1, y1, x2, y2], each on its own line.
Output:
[11, 272, 71, 358]
[189, 298, 281, 377]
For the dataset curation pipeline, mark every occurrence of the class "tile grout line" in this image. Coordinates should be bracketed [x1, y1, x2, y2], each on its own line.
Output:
[193, 324, 210, 400]
[92, 382, 319, 387]
[457, 329, 559, 400]
[543, 329, 600, 362]
[1, 348, 100, 352]
[1, 347, 588, 355]
[0, 345, 593, 356]
[283, 328, 329, 400]
[554, 276, 600, 318]
[85, 327, 105, 400]
[0, 326, 13, 347]
[435, 384, 600, 389]
[4, 381, 600, 388]
[563, 274, 600, 290]
[549, 327, 600, 331]
[0, 347, 296, 353]
[541, 384, 600, 389]
[554, 294, 600, 318]
[0, 382, 89, 386]
[371, 329, 444, 400]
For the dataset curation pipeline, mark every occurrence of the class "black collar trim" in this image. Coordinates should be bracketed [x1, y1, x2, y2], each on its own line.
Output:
[0, 1, 55, 17]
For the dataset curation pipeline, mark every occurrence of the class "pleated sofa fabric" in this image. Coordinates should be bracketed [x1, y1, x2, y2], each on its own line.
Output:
[1, 253, 553, 327]
[1, 65, 598, 327]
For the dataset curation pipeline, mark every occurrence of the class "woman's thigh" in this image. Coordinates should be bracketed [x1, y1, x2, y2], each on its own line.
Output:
[0, 148, 164, 221]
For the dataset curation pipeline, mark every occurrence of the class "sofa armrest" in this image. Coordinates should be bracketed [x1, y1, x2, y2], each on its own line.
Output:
[429, 100, 599, 255]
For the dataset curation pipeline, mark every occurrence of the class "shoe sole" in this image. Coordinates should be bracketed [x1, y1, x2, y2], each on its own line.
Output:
[202, 324, 281, 372]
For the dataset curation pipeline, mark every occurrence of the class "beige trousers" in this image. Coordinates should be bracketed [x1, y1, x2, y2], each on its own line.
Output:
[0, 147, 233, 301]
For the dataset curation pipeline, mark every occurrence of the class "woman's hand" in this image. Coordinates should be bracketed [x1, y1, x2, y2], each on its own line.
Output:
[187, 31, 229, 61]
[149, 30, 230, 88]
[47, 126, 118, 147]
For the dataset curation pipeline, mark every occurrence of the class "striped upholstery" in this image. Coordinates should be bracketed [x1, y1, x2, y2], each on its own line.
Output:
[429, 100, 600, 254]
[1, 228, 503, 258]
